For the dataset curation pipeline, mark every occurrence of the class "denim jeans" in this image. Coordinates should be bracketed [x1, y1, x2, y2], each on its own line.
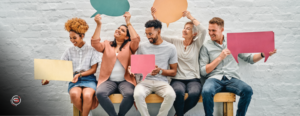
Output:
[202, 76, 253, 116]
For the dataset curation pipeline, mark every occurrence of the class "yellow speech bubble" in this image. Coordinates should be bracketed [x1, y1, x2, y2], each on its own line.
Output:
[153, 0, 188, 27]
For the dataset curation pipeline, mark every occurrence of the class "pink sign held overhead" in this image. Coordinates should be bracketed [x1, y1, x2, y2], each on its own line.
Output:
[131, 55, 155, 81]
[227, 31, 275, 63]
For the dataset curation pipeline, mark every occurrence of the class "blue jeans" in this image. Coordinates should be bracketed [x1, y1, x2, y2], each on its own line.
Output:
[202, 76, 253, 116]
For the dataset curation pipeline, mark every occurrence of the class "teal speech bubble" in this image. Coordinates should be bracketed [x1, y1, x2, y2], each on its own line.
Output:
[90, 0, 130, 17]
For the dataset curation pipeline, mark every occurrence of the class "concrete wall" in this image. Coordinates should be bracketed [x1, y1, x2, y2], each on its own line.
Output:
[0, 0, 299, 115]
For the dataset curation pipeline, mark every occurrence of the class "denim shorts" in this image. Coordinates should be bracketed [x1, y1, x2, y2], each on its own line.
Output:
[68, 74, 97, 93]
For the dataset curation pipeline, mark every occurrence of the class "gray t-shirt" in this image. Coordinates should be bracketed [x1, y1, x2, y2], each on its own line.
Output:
[136, 40, 178, 82]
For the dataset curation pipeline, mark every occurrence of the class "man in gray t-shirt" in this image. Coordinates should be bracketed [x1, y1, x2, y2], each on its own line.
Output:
[133, 20, 178, 116]
[136, 40, 178, 82]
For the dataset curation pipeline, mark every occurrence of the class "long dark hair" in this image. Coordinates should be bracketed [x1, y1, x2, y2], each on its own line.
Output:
[110, 25, 131, 51]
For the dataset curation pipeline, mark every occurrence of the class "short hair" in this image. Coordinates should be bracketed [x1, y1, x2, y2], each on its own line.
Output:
[145, 20, 162, 29]
[65, 17, 89, 37]
[209, 17, 224, 28]
[184, 21, 198, 35]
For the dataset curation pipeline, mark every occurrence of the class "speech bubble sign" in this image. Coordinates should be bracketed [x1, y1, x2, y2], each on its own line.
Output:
[90, 0, 130, 17]
[153, 0, 188, 27]
[131, 55, 155, 81]
[227, 31, 275, 63]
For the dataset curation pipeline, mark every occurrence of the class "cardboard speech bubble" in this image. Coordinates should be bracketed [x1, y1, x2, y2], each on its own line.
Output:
[90, 0, 130, 17]
[131, 55, 155, 81]
[153, 0, 188, 27]
[227, 31, 275, 63]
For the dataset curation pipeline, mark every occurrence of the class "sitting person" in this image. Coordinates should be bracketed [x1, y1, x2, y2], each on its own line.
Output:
[42, 17, 100, 116]
[91, 12, 140, 116]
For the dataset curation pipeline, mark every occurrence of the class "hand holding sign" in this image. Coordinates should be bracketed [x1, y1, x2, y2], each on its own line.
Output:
[131, 55, 155, 81]
[90, 0, 130, 17]
[227, 31, 275, 63]
[153, 0, 188, 27]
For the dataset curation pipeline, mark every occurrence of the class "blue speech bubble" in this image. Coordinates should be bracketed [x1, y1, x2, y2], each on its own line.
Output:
[90, 0, 130, 17]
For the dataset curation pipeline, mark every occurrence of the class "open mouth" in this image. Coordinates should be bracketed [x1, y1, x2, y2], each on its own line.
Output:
[149, 38, 153, 42]
[73, 42, 77, 45]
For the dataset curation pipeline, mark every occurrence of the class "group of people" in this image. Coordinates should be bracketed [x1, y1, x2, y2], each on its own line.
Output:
[42, 7, 277, 116]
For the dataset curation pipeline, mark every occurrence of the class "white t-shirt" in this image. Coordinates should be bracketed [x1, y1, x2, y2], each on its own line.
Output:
[109, 53, 125, 82]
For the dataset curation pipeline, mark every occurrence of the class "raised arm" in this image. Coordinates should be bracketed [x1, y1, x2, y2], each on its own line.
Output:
[124, 12, 140, 54]
[151, 7, 176, 43]
[91, 14, 105, 52]
[183, 11, 206, 47]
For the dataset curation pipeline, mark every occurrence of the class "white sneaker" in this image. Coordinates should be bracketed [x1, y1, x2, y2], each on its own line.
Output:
[88, 111, 93, 116]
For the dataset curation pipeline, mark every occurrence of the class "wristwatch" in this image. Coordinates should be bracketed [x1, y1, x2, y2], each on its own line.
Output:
[261, 53, 265, 58]
[79, 73, 82, 78]
[158, 69, 163, 75]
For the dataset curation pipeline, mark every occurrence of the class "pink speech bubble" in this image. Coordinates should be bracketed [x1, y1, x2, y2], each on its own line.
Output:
[227, 31, 275, 63]
[131, 55, 155, 81]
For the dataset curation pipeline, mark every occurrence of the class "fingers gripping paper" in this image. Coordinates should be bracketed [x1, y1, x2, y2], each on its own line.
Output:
[153, 0, 188, 27]
[34, 59, 73, 81]
[227, 31, 275, 63]
[131, 55, 155, 81]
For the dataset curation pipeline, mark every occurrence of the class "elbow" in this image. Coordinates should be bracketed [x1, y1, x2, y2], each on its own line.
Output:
[171, 72, 177, 77]
[200, 66, 208, 77]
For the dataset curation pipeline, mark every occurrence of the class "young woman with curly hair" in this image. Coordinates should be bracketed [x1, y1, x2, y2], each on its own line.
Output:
[42, 17, 100, 116]
[91, 12, 140, 116]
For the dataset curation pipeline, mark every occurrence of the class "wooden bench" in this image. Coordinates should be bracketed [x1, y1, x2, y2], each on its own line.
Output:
[73, 92, 235, 116]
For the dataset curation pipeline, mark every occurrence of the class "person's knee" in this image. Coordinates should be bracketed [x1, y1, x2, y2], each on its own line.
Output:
[133, 90, 145, 100]
[70, 90, 81, 100]
[96, 89, 108, 98]
[123, 91, 134, 98]
[173, 87, 185, 97]
[188, 90, 201, 98]
[201, 87, 214, 97]
[83, 92, 94, 100]
[165, 91, 176, 101]
[243, 86, 253, 97]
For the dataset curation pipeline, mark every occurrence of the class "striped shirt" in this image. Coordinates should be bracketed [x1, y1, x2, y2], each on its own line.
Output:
[61, 43, 100, 73]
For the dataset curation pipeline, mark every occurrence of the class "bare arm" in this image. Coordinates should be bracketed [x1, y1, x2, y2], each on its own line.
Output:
[124, 12, 140, 53]
[151, 63, 178, 77]
[205, 49, 231, 74]
[252, 49, 277, 63]
[72, 63, 98, 83]
[91, 14, 105, 52]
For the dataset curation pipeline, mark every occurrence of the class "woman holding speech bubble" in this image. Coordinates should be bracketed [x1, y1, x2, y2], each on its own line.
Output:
[91, 12, 140, 116]
[42, 18, 100, 116]
[151, 7, 207, 116]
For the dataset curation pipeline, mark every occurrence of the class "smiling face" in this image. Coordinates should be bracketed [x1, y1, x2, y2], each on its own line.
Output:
[145, 27, 159, 44]
[114, 25, 129, 42]
[69, 31, 84, 47]
[182, 23, 194, 39]
[208, 23, 224, 41]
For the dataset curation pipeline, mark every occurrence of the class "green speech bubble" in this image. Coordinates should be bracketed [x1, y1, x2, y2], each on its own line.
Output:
[90, 0, 130, 17]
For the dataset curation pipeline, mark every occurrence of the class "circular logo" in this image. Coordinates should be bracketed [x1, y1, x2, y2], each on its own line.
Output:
[10, 95, 21, 106]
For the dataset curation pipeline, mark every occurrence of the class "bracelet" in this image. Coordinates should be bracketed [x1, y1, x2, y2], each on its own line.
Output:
[261, 53, 265, 58]
[127, 23, 132, 27]
[79, 73, 82, 78]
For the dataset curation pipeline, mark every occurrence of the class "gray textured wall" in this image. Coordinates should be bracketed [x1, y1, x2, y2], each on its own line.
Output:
[0, 0, 299, 116]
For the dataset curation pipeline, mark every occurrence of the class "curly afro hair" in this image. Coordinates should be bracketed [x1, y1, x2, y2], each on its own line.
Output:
[64, 18, 89, 36]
